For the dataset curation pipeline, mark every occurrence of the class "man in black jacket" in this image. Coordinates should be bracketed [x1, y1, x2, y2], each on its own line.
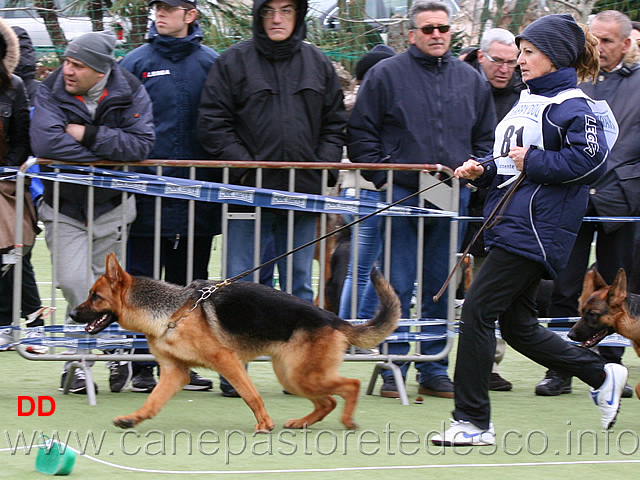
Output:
[198, 0, 346, 396]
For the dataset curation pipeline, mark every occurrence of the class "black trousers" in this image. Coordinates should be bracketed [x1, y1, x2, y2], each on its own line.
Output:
[126, 235, 214, 370]
[127, 235, 214, 285]
[454, 248, 605, 430]
[550, 217, 636, 365]
[0, 247, 42, 326]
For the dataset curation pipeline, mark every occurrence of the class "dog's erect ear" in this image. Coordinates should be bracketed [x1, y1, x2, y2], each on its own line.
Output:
[591, 268, 608, 291]
[579, 269, 607, 311]
[608, 268, 628, 309]
[105, 253, 124, 283]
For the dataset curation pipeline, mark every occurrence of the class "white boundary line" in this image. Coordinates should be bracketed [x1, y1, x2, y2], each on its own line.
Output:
[4, 445, 640, 474]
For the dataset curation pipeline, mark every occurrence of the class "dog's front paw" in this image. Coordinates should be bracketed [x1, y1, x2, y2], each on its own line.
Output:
[113, 416, 139, 429]
[254, 418, 275, 433]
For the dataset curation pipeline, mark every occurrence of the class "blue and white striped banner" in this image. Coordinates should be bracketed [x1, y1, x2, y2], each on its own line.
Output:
[0, 165, 454, 218]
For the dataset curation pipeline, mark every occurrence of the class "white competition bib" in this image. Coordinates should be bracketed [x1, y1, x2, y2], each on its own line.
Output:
[494, 88, 618, 177]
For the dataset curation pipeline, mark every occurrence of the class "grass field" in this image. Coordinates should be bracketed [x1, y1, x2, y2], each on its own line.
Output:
[1, 235, 639, 478]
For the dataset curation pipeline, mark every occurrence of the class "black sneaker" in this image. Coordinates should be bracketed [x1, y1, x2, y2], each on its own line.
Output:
[183, 371, 213, 391]
[59, 369, 98, 395]
[535, 370, 572, 396]
[108, 361, 133, 393]
[221, 386, 241, 397]
[622, 383, 634, 398]
[418, 375, 454, 399]
[131, 366, 157, 393]
[380, 378, 400, 398]
[489, 372, 513, 391]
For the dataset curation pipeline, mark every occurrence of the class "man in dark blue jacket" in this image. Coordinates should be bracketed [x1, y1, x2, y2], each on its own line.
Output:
[348, 0, 496, 399]
[30, 32, 155, 395]
[120, 0, 219, 393]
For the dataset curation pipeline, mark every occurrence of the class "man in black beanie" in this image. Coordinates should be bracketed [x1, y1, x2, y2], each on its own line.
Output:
[30, 31, 155, 396]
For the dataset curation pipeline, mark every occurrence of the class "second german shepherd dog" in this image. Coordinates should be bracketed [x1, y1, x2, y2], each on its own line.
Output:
[569, 268, 640, 398]
[70, 253, 400, 432]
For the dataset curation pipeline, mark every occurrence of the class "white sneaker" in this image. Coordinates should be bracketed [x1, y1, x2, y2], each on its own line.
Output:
[25, 327, 48, 354]
[591, 363, 628, 429]
[431, 419, 496, 446]
[0, 329, 13, 351]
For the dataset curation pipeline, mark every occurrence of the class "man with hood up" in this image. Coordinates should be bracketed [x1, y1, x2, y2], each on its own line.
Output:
[198, 0, 347, 397]
[119, 0, 219, 394]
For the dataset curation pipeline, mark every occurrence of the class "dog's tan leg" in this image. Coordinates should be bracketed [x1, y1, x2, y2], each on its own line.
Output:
[333, 377, 361, 429]
[214, 356, 275, 433]
[284, 396, 337, 429]
[283, 374, 361, 429]
[113, 363, 190, 429]
[274, 333, 362, 429]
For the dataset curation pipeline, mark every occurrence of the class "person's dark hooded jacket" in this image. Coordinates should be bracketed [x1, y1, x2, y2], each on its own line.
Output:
[120, 20, 221, 238]
[197, 0, 347, 198]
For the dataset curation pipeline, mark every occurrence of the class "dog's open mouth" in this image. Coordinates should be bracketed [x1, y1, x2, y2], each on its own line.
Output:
[581, 328, 613, 348]
[85, 312, 117, 334]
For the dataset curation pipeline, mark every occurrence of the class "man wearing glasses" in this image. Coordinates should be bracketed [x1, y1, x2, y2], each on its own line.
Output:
[118, 0, 220, 394]
[348, 0, 495, 399]
[198, 0, 346, 397]
[461, 28, 524, 393]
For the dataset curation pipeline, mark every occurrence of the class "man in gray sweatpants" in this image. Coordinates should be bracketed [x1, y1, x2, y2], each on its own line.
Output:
[30, 32, 155, 394]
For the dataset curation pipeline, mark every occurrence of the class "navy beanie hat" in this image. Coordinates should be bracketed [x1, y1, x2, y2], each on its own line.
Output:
[355, 47, 395, 80]
[515, 14, 585, 68]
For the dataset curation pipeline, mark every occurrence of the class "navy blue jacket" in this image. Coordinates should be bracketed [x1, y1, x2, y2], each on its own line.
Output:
[473, 68, 609, 279]
[120, 22, 221, 237]
[348, 45, 496, 190]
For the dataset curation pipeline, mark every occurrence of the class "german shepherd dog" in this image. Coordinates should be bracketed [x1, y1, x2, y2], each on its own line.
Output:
[569, 268, 640, 398]
[70, 253, 400, 432]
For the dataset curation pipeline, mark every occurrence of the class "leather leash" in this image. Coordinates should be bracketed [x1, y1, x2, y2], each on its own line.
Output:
[433, 171, 525, 302]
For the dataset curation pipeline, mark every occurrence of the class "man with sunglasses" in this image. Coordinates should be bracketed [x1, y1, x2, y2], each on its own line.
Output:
[461, 28, 525, 393]
[348, 0, 495, 399]
[118, 0, 220, 394]
[198, 0, 346, 397]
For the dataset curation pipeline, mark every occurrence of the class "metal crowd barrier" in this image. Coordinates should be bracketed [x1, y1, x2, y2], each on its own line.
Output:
[6, 158, 459, 406]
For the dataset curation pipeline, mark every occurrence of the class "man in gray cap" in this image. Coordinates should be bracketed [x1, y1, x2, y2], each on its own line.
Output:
[30, 32, 155, 396]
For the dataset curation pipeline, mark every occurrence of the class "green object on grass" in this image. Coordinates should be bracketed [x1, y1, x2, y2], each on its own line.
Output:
[35, 436, 76, 475]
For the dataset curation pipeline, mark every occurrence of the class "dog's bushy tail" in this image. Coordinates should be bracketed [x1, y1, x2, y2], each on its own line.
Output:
[339, 269, 400, 348]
